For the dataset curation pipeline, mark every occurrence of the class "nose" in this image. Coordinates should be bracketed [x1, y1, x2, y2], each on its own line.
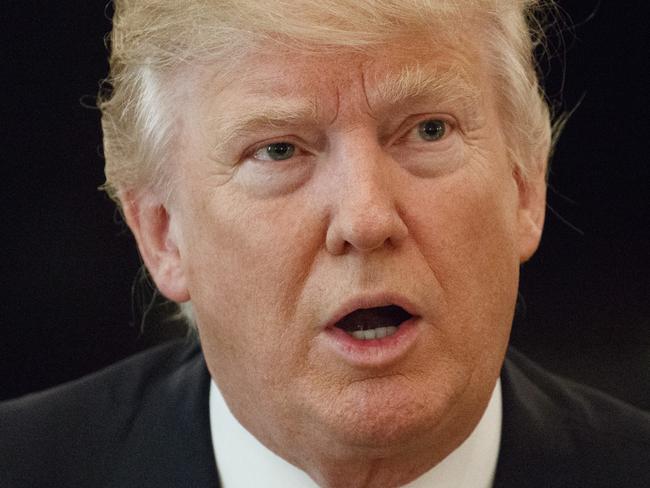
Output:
[325, 146, 408, 255]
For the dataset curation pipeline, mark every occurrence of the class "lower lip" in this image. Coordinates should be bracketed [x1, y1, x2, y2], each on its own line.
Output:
[322, 318, 421, 368]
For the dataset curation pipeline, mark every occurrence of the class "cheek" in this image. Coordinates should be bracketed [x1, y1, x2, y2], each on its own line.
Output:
[404, 169, 521, 334]
[178, 188, 324, 369]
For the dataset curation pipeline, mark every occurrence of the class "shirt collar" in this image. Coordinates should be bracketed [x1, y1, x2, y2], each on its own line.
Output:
[210, 379, 501, 487]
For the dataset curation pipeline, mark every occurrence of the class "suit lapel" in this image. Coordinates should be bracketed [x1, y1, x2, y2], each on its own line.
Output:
[493, 348, 578, 488]
[106, 338, 222, 487]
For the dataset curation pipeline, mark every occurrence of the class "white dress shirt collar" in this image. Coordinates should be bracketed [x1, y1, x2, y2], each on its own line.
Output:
[210, 379, 502, 487]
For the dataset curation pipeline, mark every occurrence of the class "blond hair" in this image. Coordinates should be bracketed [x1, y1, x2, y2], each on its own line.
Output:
[101, 0, 557, 204]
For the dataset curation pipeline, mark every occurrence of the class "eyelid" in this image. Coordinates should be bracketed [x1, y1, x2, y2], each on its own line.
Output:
[245, 136, 307, 162]
[415, 116, 455, 136]
[390, 114, 457, 145]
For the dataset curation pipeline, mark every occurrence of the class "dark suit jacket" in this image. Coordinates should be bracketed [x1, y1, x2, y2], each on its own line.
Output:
[1, 338, 649, 487]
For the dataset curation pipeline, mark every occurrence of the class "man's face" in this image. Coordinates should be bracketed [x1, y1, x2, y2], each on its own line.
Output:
[154, 32, 544, 466]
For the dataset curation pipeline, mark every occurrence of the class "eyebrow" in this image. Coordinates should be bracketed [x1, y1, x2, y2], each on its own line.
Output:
[371, 63, 482, 112]
[210, 64, 481, 154]
[211, 98, 320, 154]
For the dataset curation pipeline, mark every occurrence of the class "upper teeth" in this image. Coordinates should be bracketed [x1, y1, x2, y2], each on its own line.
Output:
[351, 326, 398, 340]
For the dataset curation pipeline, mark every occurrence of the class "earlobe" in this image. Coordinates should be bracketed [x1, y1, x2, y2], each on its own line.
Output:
[120, 191, 190, 303]
[515, 165, 547, 263]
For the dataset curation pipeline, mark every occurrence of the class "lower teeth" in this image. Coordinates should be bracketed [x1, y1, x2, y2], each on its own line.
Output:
[351, 326, 398, 340]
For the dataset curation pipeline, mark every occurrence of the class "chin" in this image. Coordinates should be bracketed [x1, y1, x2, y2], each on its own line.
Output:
[313, 375, 457, 454]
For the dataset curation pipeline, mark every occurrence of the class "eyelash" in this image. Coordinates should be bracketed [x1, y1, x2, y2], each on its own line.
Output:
[246, 116, 454, 163]
[397, 116, 454, 145]
[248, 138, 306, 163]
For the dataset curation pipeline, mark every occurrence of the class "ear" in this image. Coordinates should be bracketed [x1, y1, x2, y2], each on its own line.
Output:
[515, 162, 547, 263]
[120, 191, 190, 302]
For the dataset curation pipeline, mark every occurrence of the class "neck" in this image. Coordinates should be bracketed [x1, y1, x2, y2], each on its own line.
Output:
[211, 380, 502, 488]
[274, 408, 480, 488]
[298, 450, 455, 488]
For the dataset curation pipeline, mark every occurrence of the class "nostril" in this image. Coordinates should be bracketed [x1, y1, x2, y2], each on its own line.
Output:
[325, 192, 409, 255]
[347, 214, 406, 251]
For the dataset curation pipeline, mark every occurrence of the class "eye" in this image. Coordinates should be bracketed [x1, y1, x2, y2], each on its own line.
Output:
[417, 119, 447, 141]
[253, 142, 296, 161]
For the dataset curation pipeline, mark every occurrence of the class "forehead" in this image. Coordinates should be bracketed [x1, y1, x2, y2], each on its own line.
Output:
[199, 30, 489, 106]
[181, 31, 494, 155]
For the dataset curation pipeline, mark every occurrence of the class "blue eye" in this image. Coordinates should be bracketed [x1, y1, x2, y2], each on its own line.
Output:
[417, 119, 446, 141]
[255, 142, 295, 161]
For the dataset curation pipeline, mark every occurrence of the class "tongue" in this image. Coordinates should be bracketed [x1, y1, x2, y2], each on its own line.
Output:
[335, 305, 411, 332]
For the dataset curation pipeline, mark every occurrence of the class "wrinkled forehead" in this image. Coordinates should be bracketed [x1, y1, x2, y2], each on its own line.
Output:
[187, 31, 490, 127]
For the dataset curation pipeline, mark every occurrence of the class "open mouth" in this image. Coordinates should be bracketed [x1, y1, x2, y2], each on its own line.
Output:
[334, 305, 413, 341]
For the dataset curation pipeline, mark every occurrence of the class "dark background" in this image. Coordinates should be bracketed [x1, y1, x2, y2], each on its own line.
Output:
[1, 2, 648, 407]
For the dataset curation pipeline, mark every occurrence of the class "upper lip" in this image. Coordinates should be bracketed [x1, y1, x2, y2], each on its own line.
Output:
[323, 293, 420, 330]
